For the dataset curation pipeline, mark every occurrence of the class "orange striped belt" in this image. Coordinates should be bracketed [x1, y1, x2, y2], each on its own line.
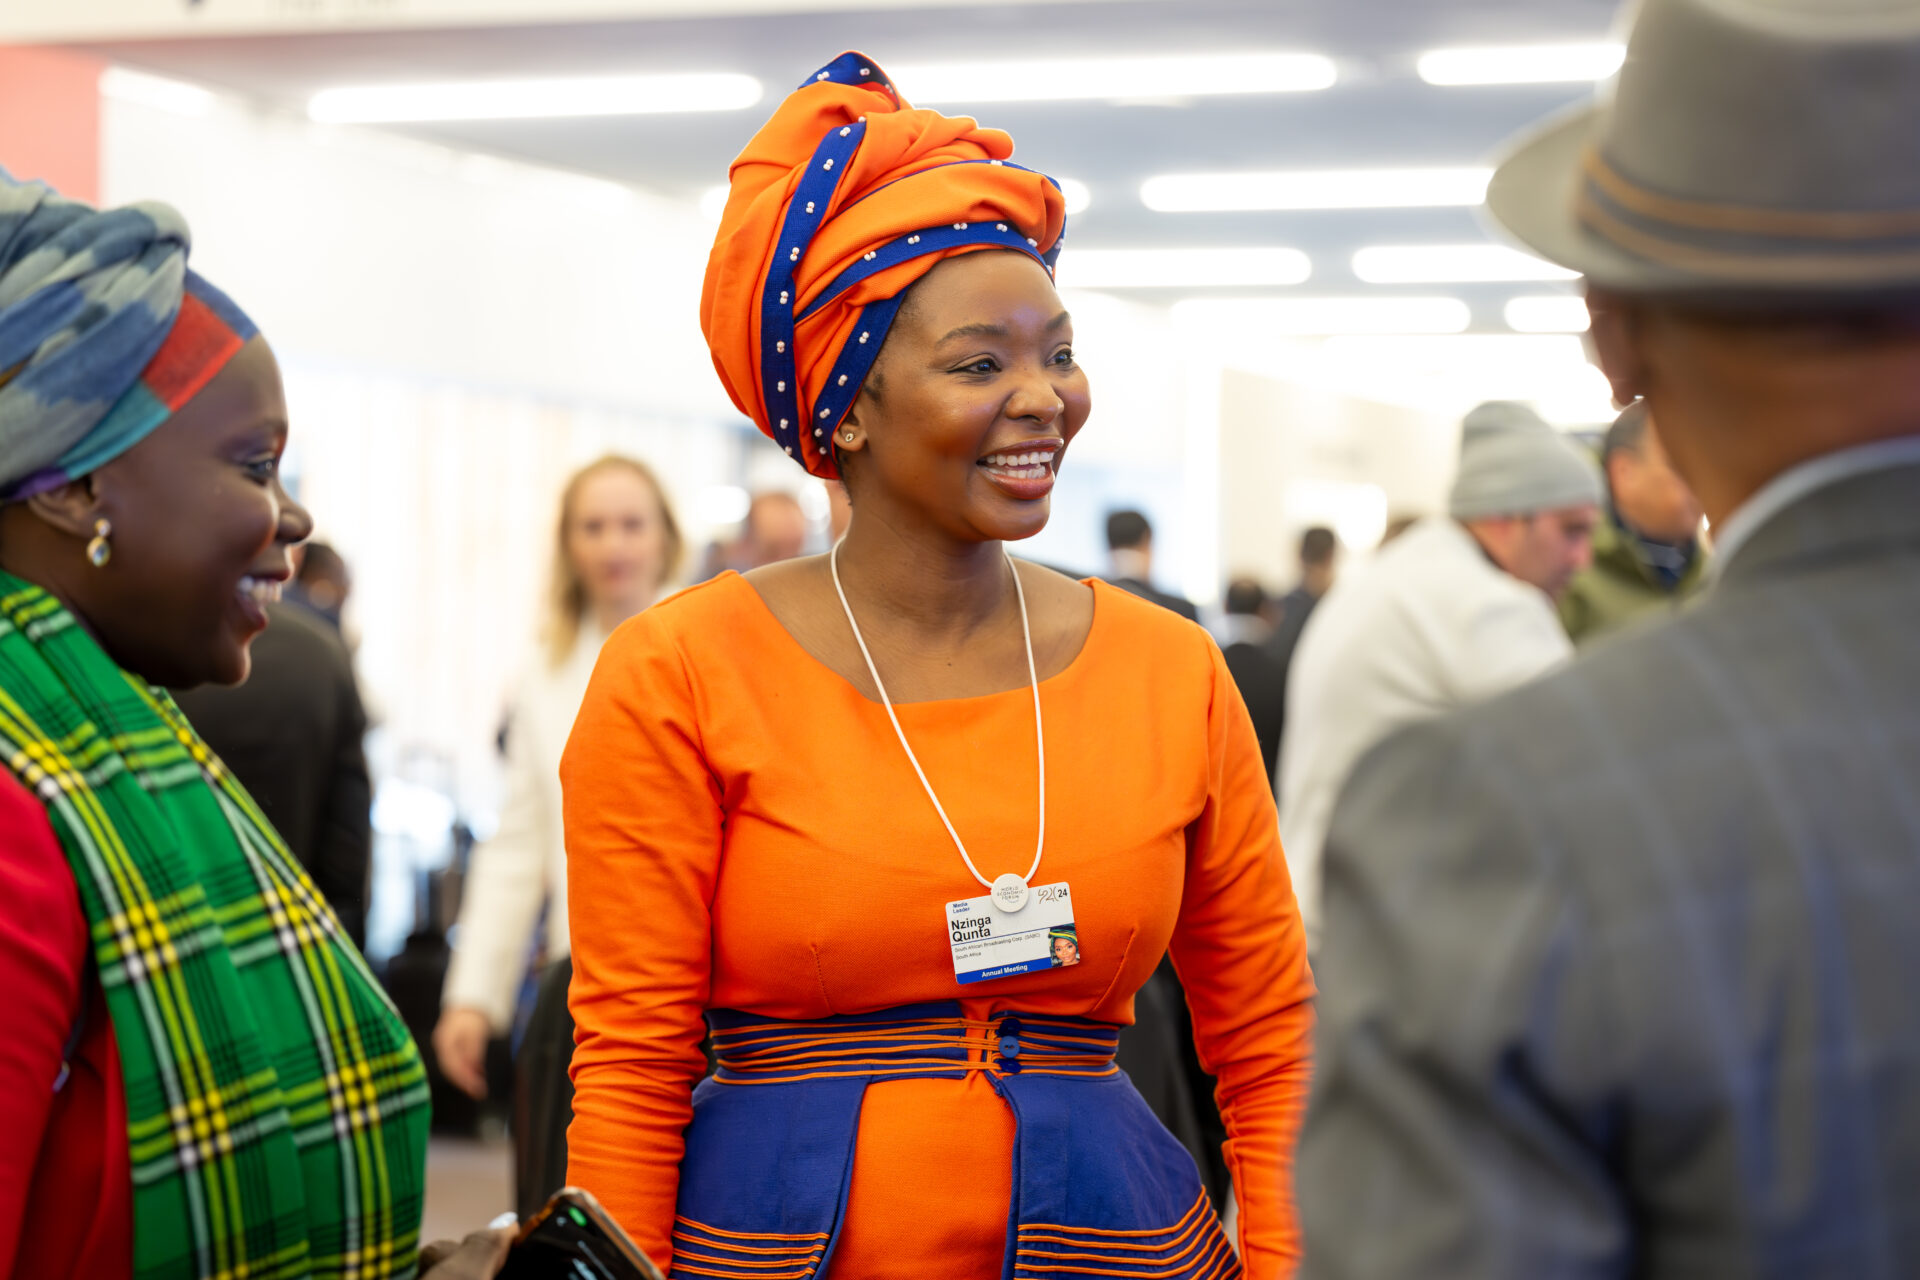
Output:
[707, 1009, 1121, 1086]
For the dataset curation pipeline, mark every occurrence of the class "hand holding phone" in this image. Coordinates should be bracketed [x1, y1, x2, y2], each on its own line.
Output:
[496, 1188, 666, 1280]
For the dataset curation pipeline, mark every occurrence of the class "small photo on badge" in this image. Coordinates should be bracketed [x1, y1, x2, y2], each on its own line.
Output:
[1049, 926, 1081, 969]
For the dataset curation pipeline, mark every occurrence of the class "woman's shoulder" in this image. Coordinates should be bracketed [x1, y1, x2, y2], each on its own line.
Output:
[1086, 575, 1218, 661]
[603, 572, 763, 655]
[0, 768, 84, 944]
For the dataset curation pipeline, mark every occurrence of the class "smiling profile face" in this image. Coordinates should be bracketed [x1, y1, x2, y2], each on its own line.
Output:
[838, 249, 1093, 545]
[72, 337, 312, 688]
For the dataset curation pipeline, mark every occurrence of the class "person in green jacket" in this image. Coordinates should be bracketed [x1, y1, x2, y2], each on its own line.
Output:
[1560, 401, 1708, 643]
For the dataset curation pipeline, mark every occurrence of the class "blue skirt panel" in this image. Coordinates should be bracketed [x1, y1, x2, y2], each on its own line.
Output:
[669, 1002, 1241, 1280]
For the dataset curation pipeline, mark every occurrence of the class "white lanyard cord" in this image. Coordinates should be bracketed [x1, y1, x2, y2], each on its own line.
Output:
[830, 542, 1046, 892]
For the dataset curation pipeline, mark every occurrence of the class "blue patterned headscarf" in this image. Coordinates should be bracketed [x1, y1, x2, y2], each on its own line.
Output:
[0, 170, 206, 501]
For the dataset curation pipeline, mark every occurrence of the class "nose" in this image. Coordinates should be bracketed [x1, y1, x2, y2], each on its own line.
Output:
[279, 492, 315, 546]
[1006, 363, 1065, 428]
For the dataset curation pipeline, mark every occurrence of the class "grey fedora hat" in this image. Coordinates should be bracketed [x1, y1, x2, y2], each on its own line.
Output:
[1486, 0, 1920, 301]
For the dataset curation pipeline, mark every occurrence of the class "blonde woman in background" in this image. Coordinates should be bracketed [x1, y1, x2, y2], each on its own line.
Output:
[434, 454, 682, 1215]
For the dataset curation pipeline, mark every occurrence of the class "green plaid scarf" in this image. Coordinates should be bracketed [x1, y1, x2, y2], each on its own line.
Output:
[0, 573, 431, 1279]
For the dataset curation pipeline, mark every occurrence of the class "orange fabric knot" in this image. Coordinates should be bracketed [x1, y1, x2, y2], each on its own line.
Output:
[699, 51, 1068, 478]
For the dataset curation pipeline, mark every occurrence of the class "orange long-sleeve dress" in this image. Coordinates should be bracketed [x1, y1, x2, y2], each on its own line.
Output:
[563, 572, 1314, 1278]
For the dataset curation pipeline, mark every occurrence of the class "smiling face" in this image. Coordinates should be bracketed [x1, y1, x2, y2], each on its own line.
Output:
[838, 250, 1092, 545]
[71, 337, 311, 687]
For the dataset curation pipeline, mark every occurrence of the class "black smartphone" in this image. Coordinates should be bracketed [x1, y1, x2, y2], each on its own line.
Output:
[497, 1187, 667, 1280]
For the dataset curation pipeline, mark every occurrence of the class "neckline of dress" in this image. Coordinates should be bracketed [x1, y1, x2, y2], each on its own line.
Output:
[728, 567, 1106, 709]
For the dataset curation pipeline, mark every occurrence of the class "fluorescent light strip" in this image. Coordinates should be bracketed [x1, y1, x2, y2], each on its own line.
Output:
[1417, 42, 1624, 86]
[1055, 247, 1311, 289]
[891, 53, 1335, 105]
[1141, 167, 1491, 213]
[1353, 244, 1578, 284]
[102, 67, 217, 117]
[1505, 295, 1591, 333]
[1056, 177, 1092, 216]
[698, 175, 1089, 223]
[308, 72, 763, 123]
[1172, 296, 1470, 335]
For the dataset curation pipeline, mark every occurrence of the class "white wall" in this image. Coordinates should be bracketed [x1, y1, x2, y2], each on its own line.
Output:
[101, 95, 732, 420]
[1217, 369, 1456, 591]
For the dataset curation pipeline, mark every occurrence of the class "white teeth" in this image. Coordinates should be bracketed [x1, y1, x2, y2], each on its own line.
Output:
[237, 576, 283, 605]
[983, 447, 1056, 471]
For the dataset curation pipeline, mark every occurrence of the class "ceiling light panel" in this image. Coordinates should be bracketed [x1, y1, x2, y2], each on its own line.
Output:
[308, 72, 764, 124]
[1056, 177, 1092, 216]
[699, 177, 1087, 222]
[1353, 245, 1579, 284]
[1141, 167, 1491, 213]
[1417, 43, 1625, 86]
[890, 53, 1336, 105]
[1054, 247, 1311, 289]
[102, 67, 217, 116]
[1505, 295, 1591, 333]
[1171, 296, 1470, 335]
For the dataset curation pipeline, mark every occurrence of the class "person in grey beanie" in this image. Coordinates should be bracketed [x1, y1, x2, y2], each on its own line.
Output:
[1273, 400, 1600, 950]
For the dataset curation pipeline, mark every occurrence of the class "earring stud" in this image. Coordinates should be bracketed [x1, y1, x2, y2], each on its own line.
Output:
[843, 432, 855, 443]
[85, 518, 112, 568]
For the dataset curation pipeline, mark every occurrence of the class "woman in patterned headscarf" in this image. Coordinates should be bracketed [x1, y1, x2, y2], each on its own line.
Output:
[0, 174, 509, 1278]
[564, 54, 1314, 1279]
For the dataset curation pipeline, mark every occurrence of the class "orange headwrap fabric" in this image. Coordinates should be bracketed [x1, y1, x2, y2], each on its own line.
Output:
[701, 52, 1067, 478]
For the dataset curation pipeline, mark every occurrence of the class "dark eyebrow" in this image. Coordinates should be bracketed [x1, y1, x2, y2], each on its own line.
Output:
[935, 311, 1073, 345]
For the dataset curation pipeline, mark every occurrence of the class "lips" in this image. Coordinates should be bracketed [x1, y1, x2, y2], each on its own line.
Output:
[233, 574, 284, 631]
[978, 440, 1062, 501]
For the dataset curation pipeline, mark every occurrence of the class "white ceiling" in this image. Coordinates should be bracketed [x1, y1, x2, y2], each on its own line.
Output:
[70, 0, 1620, 332]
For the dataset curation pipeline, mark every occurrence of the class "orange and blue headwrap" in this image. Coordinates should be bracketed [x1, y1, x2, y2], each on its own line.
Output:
[0, 172, 256, 502]
[701, 52, 1068, 478]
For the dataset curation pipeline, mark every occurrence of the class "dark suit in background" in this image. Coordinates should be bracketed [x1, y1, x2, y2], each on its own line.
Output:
[175, 600, 373, 948]
[1300, 461, 1920, 1277]
[1109, 576, 1199, 622]
[1221, 638, 1286, 779]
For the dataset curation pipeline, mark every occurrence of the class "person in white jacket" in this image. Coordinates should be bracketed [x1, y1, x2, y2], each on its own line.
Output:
[1276, 402, 1602, 951]
[432, 455, 682, 1210]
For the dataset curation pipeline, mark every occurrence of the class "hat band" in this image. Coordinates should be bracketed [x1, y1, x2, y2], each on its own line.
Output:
[1583, 147, 1920, 240]
[1576, 147, 1920, 285]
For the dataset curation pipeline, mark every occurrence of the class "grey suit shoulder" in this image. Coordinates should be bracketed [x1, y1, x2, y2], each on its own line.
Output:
[1302, 461, 1920, 1279]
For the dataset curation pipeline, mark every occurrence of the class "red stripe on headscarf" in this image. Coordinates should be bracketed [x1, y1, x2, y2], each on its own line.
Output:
[141, 290, 246, 411]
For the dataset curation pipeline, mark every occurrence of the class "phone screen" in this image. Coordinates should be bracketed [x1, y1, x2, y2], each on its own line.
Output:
[498, 1190, 665, 1280]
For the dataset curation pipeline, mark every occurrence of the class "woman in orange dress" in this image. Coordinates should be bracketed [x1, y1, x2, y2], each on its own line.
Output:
[563, 52, 1314, 1280]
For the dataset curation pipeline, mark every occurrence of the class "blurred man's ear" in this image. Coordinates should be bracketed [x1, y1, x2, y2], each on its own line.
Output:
[1587, 288, 1652, 408]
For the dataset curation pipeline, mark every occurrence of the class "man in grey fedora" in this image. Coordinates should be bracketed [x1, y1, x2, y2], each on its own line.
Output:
[1299, 1, 1920, 1277]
